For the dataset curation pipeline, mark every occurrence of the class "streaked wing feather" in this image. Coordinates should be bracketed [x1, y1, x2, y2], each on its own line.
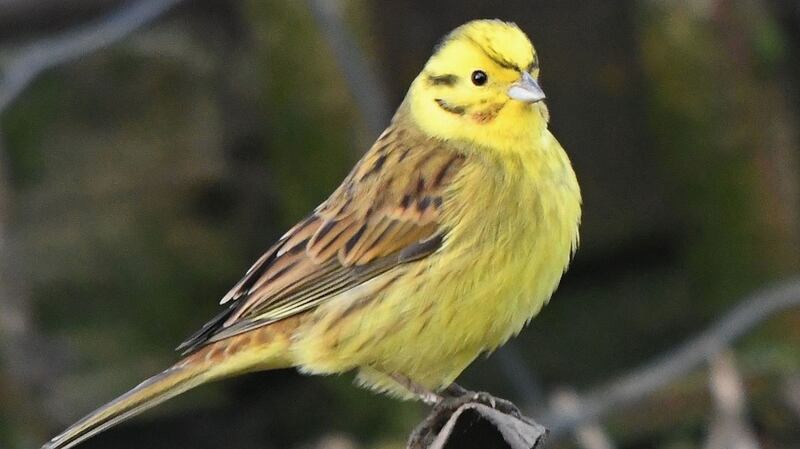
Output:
[177, 122, 465, 354]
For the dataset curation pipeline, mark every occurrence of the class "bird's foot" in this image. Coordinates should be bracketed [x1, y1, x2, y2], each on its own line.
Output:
[440, 383, 522, 418]
[407, 384, 522, 448]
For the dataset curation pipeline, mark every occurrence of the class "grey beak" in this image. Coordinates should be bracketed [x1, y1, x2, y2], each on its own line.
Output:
[508, 72, 546, 103]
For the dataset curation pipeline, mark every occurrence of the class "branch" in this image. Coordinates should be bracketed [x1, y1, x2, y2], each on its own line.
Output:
[0, 0, 184, 114]
[0, 1, 118, 24]
[540, 278, 800, 439]
[703, 351, 760, 449]
[410, 402, 547, 449]
[305, 0, 391, 139]
[549, 389, 616, 449]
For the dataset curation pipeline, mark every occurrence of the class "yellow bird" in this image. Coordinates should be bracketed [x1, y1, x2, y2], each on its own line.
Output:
[44, 19, 581, 449]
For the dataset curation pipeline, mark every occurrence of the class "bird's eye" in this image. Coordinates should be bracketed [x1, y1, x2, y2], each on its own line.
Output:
[471, 70, 488, 86]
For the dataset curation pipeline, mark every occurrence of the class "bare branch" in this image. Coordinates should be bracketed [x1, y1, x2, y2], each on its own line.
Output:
[305, 0, 391, 139]
[0, 0, 184, 114]
[0, 0, 119, 25]
[540, 278, 800, 439]
[550, 389, 616, 449]
[703, 351, 760, 449]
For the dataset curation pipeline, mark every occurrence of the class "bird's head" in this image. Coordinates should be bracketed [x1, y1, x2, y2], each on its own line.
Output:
[406, 20, 549, 151]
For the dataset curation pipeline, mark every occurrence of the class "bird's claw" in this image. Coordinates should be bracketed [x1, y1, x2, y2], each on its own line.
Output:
[438, 384, 522, 418]
[408, 385, 524, 448]
[467, 391, 521, 418]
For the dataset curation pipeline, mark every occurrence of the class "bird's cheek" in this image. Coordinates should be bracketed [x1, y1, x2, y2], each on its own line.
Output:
[469, 103, 505, 124]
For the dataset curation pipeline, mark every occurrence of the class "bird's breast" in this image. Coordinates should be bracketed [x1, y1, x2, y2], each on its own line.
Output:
[434, 131, 581, 349]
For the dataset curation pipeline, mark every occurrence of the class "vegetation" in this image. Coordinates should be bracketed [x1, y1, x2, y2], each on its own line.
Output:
[1, 1, 799, 448]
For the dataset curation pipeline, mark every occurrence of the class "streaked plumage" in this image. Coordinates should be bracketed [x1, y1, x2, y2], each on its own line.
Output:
[44, 19, 581, 449]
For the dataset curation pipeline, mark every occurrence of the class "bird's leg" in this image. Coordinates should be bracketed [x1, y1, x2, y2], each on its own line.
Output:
[390, 374, 466, 449]
[441, 382, 469, 398]
[390, 373, 442, 405]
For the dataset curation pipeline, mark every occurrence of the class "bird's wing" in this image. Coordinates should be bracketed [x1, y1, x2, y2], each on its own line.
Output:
[177, 126, 465, 354]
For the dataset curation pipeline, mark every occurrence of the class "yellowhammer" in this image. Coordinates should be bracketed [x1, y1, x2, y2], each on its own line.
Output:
[44, 19, 581, 449]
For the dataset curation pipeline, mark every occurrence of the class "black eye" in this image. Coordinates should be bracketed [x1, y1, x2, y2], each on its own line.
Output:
[471, 70, 488, 86]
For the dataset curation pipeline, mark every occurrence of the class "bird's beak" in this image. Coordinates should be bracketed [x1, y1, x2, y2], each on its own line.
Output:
[508, 72, 546, 103]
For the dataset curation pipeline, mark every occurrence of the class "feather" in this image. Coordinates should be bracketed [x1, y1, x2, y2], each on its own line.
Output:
[177, 119, 465, 354]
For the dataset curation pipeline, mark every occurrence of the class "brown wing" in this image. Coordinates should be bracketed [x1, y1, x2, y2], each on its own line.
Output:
[177, 124, 465, 354]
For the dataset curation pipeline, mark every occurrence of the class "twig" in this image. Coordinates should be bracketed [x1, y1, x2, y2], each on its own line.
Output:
[0, 0, 185, 114]
[550, 389, 616, 449]
[703, 351, 759, 449]
[540, 278, 800, 439]
[305, 0, 390, 138]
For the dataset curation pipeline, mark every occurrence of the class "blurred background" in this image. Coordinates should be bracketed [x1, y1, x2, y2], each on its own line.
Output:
[1, 0, 800, 448]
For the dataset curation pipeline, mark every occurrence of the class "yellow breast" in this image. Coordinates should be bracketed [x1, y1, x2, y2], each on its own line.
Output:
[435, 128, 581, 346]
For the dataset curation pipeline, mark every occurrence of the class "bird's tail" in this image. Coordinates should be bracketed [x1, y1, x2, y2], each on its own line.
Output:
[42, 325, 295, 449]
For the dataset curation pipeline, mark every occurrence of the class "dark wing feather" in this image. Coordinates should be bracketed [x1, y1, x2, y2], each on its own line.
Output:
[177, 123, 465, 354]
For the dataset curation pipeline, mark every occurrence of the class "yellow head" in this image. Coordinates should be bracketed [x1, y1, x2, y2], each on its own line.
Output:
[406, 20, 549, 151]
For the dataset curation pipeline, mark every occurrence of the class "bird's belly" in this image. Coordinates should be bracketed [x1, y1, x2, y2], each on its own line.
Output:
[374, 218, 573, 389]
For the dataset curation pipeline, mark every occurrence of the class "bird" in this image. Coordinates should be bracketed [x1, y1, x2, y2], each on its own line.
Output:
[43, 19, 581, 449]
